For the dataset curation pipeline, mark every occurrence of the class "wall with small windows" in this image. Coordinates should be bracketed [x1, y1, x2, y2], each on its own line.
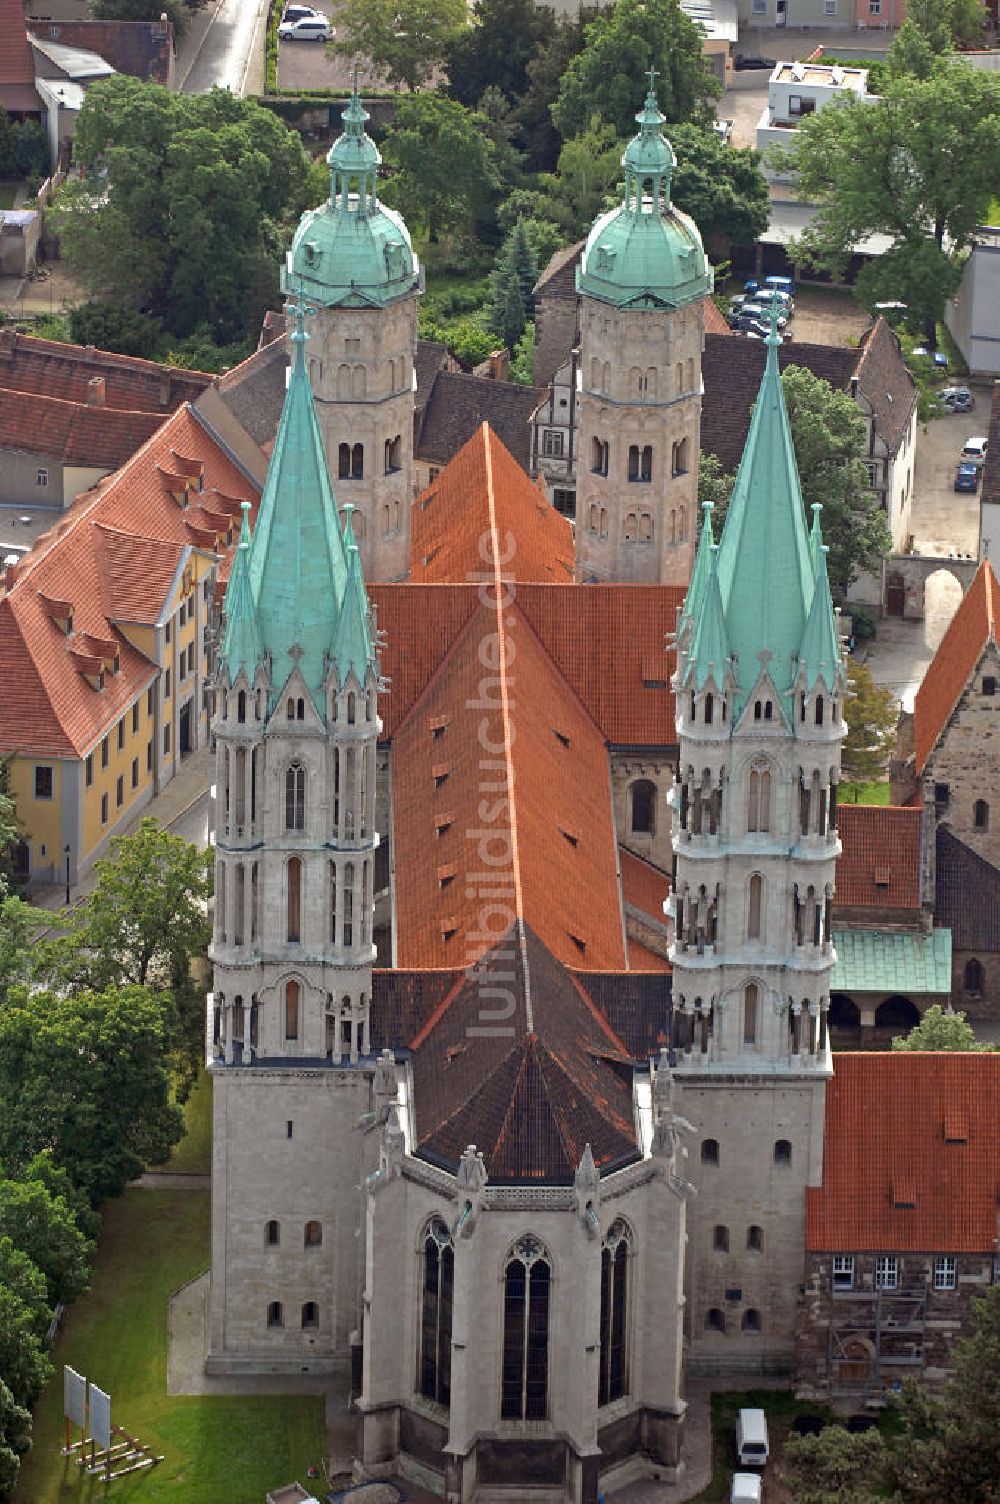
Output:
[0, 445, 109, 510]
[611, 755, 675, 872]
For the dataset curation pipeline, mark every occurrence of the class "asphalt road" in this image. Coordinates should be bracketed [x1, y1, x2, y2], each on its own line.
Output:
[180, 0, 269, 95]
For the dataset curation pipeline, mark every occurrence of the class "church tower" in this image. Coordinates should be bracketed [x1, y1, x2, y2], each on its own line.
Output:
[668, 312, 845, 1366]
[206, 304, 382, 1374]
[283, 91, 421, 583]
[575, 80, 711, 587]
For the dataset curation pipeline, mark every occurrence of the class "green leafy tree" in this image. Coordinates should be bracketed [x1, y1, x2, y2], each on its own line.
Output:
[445, 0, 556, 109]
[334, 0, 465, 92]
[540, 115, 621, 236]
[0, 1178, 92, 1305]
[950, 0, 988, 46]
[21, 1154, 101, 1243]
[512, 12, 590, 172]
[552, 0, 719, 143]
[381, 94, 499, 243]
[697, 451, 735, 514]
[90, 0, 189, 34]
[781, 1424, 890, 1504]
[488, 261, 527, 350]
[510, 321, 535, 384]
[773, 64, 1000, 341]
[888, 18, 942, 79]
[842, 660, 897, 788]
[0, 986, 184, 1202]
[905, 0, 954, 51]
[0, 1289, 50, 1409]
[12, 121, 48, 187]
[0, 106, 16, 177]
[0, 1376, 32, 1499]
[781, 365, 891, 596]
[668, 123, 770, 253]
[0, 1239, 51, 1340]
[57, 78, 311, 343]
[892, 1002, 992, 1052]
[68, 301, 164, 358]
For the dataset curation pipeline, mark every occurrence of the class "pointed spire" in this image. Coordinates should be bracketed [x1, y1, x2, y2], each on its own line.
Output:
[622, 77, 675, 211]
[680, 501, 715, 637]
[809, 502, 824, 576]
[799, 542, 842, 691]
[688, 544, 730, 691]
[332, 511, 376, 685]
[245, 296, 348, 707]
[221, 501, 263, 683]
[326, 84, 380, 213]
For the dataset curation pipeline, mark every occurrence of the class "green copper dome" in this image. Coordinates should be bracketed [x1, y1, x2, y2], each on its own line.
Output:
[577, 83, 711, 311]
[283, 90, 421, 310]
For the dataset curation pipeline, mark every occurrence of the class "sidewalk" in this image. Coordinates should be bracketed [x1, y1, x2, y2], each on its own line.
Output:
[173, 0, 227, 92]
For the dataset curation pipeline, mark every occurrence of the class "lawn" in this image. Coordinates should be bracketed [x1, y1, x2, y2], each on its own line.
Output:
[156, 1069, 213, 1175]
[840, 780, 891, 805]
[690, 1388, 838, 1503]
[0, 183, 17, 210]
[14, 1191, 326, 1504]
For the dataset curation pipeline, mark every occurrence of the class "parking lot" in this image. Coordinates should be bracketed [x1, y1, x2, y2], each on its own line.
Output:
[275, 0, 386, 91]
[911, 404, 986, 559]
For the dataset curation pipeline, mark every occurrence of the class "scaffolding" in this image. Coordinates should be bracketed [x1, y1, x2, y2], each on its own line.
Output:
[825, 1281, 928, 1403]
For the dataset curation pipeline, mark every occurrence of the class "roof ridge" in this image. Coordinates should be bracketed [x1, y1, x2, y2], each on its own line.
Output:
[407, 957, 501, 1051]
[0, 381, 165, 422]
[566, 970, 632, 1058]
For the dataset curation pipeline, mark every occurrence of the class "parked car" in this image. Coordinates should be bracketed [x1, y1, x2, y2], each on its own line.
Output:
[961, 436, 989, 466]
[281, 3, 322, 19]
[277, 14, 332, 38]
[955, 462, 980, 493]
[748, 288, 794, 316]
[912, 345, 949, 370]
[730, 312, 771, 335]
[763, 274, 795, 296]
[734, 53, 776, 70]
[940, 386, 975, 413]
[731, 1474, 763, 1504]
[742, 301, 788, 330]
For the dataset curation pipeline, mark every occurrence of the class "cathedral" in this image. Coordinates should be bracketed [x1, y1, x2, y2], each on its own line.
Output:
[205, 87, 844, 1501]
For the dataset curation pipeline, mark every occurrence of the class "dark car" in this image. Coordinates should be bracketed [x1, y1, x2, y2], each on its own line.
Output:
[940, 386, 974, 414]
[734, 53, 776, 70]
[730, 312, 771, 335]
[955, 462, 980, 493]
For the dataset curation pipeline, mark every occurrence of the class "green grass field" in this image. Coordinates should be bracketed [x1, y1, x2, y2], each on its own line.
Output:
[157, 1070, 213, 1175]
[0, 184, 17, 210]
[840, 780, 891, 805]
[14, 1191, 326, 1504]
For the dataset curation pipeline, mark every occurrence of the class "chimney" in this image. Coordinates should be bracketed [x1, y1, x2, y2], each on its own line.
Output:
[87, 375, 105, 407]
[489, 348, 509, 383]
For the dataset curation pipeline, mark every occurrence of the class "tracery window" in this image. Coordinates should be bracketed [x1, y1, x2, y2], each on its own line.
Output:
[419, 1218, 454, 1406]
[598, 1220, 631, 1406]
[501, 1236, 551, 1420]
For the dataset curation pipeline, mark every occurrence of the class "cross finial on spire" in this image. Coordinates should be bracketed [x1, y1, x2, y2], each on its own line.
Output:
[646, 64, 659, 95]
[287, 285, 316, 352]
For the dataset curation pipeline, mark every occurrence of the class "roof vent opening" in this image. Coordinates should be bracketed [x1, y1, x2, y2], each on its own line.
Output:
[432, 763, 451, 788]
[891, 1177, 916, 1209]
[552, 728, 571, 748]
[567, 930, 587, 954]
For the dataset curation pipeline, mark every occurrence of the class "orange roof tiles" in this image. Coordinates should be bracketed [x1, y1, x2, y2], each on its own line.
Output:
[0, 405, 257, 759]
[0, 0, 36, 90]
[0, 330, 210, 412]
[626, 938, 669, 972]
[410, 423, 575, 584]
[0, 386, 164, 468]
[834, 805, 922, 911]
[914, 559, 1000, 773]
[807, 1053, 1000, 1252]
[703, 297, 732, 337]
[620, 848, 669, 924]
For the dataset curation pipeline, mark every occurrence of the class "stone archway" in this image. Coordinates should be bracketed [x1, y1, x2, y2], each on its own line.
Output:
[883, 554, 977, 621]
[874, 995, 920, 1030]
[829, 993, 861, 1029]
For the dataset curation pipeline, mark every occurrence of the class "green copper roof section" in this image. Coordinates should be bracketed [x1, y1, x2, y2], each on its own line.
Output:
[688, 544, 730, 690]
[221, 501, 263, 683]
[246, 307, 348, 706]
[679, 500, 716, 635]
[576, 79, 711, 311]
[831, 927, 952, 995]
[283, 89, 420, 310]
[809, 502, 823, 577]
[716, 309, 815, 710]
[799, 543, 842, 691]
[332, 512, 376, 684]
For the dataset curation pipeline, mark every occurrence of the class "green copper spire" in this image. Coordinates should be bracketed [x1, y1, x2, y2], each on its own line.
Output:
[221, 501, 263, 683]
[333, 513, 376, 685]
[245, 301, 348, 707]
[714, 305, 814, 713]
[799, 542, 842, 691]
[679, 500, 716, 637]
[688, 545, 730, 690]
[809, 502, 824, 577]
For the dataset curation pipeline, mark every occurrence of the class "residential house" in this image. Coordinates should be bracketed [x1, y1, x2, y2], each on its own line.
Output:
[30, 19, 174, 87]
[0, 387, 166, 509]
[979, 385, 1000, 561]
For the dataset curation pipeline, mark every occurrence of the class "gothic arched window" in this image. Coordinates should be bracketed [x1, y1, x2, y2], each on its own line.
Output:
[338, 442, 350, 479]
[419, 1218, 454, 1406]
[284, 978, 300, 1040]
[286, 859, 302, 943]
[301, 1301, 319, 1329]
[630, 779, 656, 835]
[624, 511, 637, 542]
[351, 442, 364, 479]
[285, 764, 305, 831]
[743, 982, 758, 1046]
[975, 799, 990, 830]
[747, 762, 771, 833]
[598, 1220, 631, 1407]
[964, 957, 984, 996]
[343, 861, 354, 947]
[747, 875, 763, 940]
[501, 1236, 551, 1420]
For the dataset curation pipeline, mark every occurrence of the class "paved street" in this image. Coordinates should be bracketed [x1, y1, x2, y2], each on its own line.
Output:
[178, 0, 269, 95]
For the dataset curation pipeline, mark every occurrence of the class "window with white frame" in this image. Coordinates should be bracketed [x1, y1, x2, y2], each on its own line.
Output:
[869, 0, 881, 10]
[933, 1256, 957, 1290]
[824, 0, 836, 11]
[542, 429, 564, 458]
[752, 0, 765, 11]
[832, 1255, 854, 1291]
[875, 1255, 898, 1289]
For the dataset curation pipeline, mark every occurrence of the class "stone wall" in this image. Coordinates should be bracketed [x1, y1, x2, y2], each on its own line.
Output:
[611, 754, 675, 873]
[533, 286, 579, 391]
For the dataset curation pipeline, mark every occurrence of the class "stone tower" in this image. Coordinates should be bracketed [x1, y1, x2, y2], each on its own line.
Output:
[282, 91, 421, 583]
[206, 305, 382, 1375]
[575, 82, 711, 588]
[668, 313, 845, 1367]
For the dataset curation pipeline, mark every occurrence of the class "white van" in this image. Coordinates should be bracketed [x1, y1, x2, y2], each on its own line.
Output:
[731, 1474, 763, 1504]
[736, 1407, 769, 1467]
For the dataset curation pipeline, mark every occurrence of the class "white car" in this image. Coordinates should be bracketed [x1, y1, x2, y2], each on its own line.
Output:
[278, 14, 332, 39]
[731, 1473, 763, 1504]
[961, 436, 989, 466]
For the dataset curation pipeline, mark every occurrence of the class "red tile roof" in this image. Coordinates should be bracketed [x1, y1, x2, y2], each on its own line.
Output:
[0, 330, 210, 413]
[807, 1053, 1000, 1252]
[703, 298, 732, 336]
[834, 805, 922, 911]
[410, 423, 575, 583]
[0, 0, 36, 91]
[0, 405, 257, 759]
[914, 559, 1000, 774]
[0, 386, 164, 468]
[620, 848, 669, 924]
[626, 937, 669, 972]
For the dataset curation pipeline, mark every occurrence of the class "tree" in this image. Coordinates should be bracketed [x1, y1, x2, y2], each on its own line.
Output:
[781, 1425, 890, 1504]
[0, 1288, 50, 1409]
[90, 0, 190, 35]
[0, 1178, 92, 1306]
[68, 301, 164, 359]
[445, 0, 555, 110]
[781, 365, 891, 596]
[57, 79, 312, 343]
[888, 18, 942, 80]
[552, 0, 719, 143]
[334, 0, 465, 92]
[487, 220, 538, 350]
[892, 1002, 993, 1052]
[510, 321, 535, 384]
[0, 987, 184, 1202]
[0, 1239, 51, 1339]
[0, 1376, 32, 1499]
[668, 123, 770, 253]
[381, 94, 499, 243]
[697, 451, 735, 514]
[512, 12, 590, 172]
[905, 0, 954, 52]
[774, 64, 1000, 341]
[539, 115, 622, 236]
[11, 121, 48, 187]
[842, 660, 897, 788]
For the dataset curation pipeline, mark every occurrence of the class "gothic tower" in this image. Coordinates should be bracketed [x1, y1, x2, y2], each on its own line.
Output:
[206, 305, 382, 1374]
[668, 313, 845, 1366]
[283, 91, 421, 583]
[575, 82, 711, 587]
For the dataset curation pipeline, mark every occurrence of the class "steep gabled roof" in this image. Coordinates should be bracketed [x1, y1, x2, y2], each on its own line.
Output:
[834, 804, 922, 912]
[415, 370, 544, 474]
[914, 558, 1000, 774]
[410, 423, 574, 584]
[981, 385, 1000, 511]
[808, 1053, 1000, 1252]
[853, 317, 917, 457]
[620, 849, 669, 926]
[0, 385, 163, 468]
[0, 0, 40, 108]
[533, 241, 585, 300]
[935, 825, 1000, 952]
[0, 329, 210, 411]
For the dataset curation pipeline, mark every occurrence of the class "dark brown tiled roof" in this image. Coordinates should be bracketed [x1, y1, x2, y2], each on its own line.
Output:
[576, 971, 672, 1060]
[215, 337, 288, 449]
[0, 386, 163, 468]
[835, 805, 922, 912]
[935, 826, 1000, 952]
[0, 330, 210, 412]
[370, 968, 463, 1050]
[414, 338, 451, 417]
[533, 241, 585, 300]
[701, 333, 858, 472]
[853, 317, 917, 457]
[415, 370, 544, 474]
[29, 18, 173, 82]
[981, 385, 1000, 511]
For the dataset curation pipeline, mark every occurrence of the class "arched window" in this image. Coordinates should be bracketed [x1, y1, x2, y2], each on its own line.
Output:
[338, 442, 350, 479]
[501, 1236, 551, 1420]
[815, 695, 825, 727]
[639, 511, 653, 542]
[296, 698, 305, 721]
[646, 367, 657, 400]
[701, 1138, 719, 1165]
[265, 1219, 279, 1247]
[419, 1218, 454, 1406]
[284, 979, 300, 1041]
[747, 1225, 763, 1251]
[705, 1308, 725, 1333]
[304, 1220, 322, 1248]
[234, 746, 246, 829]
[624, 511, 637, 543]
[337, 364, 350, 400]
[329, 861, 337, 944]
[287, 858, 301, 943]
[267, 1301, 283, 1328]
[964, 957, 984, 996]
[286, 698, 295, 720]
[748, 762, 771, 833]
[347, 692, 356, 725]
[343, 861, 354, 947]
[747, 875, 763, 940]
[774, 1138, 792, 1165]
[285, 764, 305, 831]
[754, 700, 762, 721]
[743, 982, 758, 1046]
[591, 437, 608, 476]
[640, 444, 652, 481]
[352, 366, 366, 399]
[628, 444, 640, 482]
[713, 1224, 729, 1252]
[630, 365, 642, 397]
[598, 1220, 630, 1407]
[671, 438, 689, 477]
[742, 1308, 762, 1332]
[630, 779, 656, 835]
[301, 1301, 319, 1329]
[351, 442, 364, 479]
[237, 689, 246, 724]
[705, 693, 714, 726]
[975, 799, 990, 830]
[589, 503, 599, 535]
[599, 507, 609, 539]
